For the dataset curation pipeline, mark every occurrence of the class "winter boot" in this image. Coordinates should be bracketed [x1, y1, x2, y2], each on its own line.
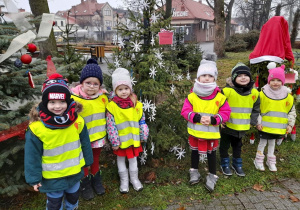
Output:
[118, 169, 129, 193]
[91, 171, 105, 195]
[220, 157, 232, 176]
[266, 155, 277, 172]
[231, 158, 245, 177]
[80, 175, 94, 200]
[189, 168, 201, 185]
[254, 153, 265, 171]
[129, 170, 143, 191]
[205, 173, 219, 192]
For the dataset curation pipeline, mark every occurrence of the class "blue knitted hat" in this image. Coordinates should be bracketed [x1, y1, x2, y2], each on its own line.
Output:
[80, 58, 103, 85]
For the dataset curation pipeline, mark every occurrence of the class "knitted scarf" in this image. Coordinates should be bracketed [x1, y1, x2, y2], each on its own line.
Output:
[38, 101, 78, 129]
[112, 96, 134, 108]
[262, 84, 288, 99]
[193, 79, 217, 97]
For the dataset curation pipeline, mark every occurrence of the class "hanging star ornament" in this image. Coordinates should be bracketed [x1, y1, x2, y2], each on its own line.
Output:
[130, 76, 137, 86]
[118, 39, 125, 48]
[155, 51, 163, 60]
[199, 154, 207, 163]
[158, 61, 164, 68]
[150, 13, 159, 24]
[140, 0, 150, 10]
[177, 74, 184, 81]
[114, 58, 120, 68]
[169, 144, 180, 154]
[143, 99, 152, 112]
[149, 66, 157, 79]
[176, 148, 186, 160]
[131, 40, 142, 52]
[150, 35, 155, 46]
[170, 84, 176, 94]
[139, 155, 147, 165]
[186, 71, 191, 80]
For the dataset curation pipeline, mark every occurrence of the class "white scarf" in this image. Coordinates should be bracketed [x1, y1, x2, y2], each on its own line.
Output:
[262, 84, 288, 99]
[193, 79, 217, 97]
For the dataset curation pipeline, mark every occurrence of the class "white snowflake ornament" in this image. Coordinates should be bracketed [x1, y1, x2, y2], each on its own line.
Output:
[118, 39, 125, 48]
[150, 142, 155, 155]
[139, 155, 147, 165]
[177, 74, 184, 81]
[199, 154, 207, 163]
[150, 35, 155, 46]
[114, 58, 120, 68]
[155, 51, 163, 60]
[158, 61, 164, 68]
[150, 13, 159, 24]
[170, 84, 175, 94]
[186, 71, 191, 80]
[176, 148, 186, 160]
[169, 144, 180, 154]
[143, 99, 152, 112]
[131, 40, 142, 52]
[149, 66, 157, 79]
[130, 76, 137, 86]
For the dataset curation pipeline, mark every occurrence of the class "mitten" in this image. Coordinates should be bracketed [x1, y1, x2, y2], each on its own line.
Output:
[193, 114, 201, 123]
[210, 116, 217, 125]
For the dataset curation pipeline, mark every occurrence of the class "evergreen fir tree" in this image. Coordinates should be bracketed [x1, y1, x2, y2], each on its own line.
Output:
[109, 0, 202, 155]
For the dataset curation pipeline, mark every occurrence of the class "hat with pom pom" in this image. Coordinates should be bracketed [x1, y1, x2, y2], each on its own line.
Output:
[197, 59, 218, 80]
[112, 68, 132, 93]
[80, 58, 103, 85]
[42, 73, 72, 107]
[267, 62, 285, 84]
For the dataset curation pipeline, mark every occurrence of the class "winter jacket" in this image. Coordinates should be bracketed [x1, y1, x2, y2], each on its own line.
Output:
[221, 77, 261, 138]
[24, 103, 93, 193]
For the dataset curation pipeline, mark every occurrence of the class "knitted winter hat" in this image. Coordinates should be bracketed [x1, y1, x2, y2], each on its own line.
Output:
[80, 58, 103, 85]
[42, 73, 72, 107]
[268, 63, 285, 84]
[112, 68, 132, 93]
[231, 62, 252, 82]
[197, 59, 218, 80]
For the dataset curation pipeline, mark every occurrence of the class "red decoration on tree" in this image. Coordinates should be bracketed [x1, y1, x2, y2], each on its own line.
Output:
[255, 75, 259, 88]
[250, 133, 255, 144]
[291, 125, 296, 141]
[20, 54, 32, 64]
[53, 21, 56, 26]
[28, 71, 35, 88]
[46, 55, 57, 77]
[296, 87, 300, 100]
[27, 43, 37, 53]
[0, 121, 29, 142]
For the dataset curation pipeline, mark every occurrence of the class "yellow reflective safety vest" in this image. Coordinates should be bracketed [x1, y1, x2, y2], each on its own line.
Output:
[260, 91, 293, 135]
[223, 87, 259, 131]
[29, 116, 85, 179]
[187, 92, 226, 139]
[106, 101, 143, 149]
[72, 94, 108, 142]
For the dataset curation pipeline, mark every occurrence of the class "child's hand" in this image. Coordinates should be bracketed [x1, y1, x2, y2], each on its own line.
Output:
[33, 183, 42, 191]
[256, 124, 263, 131]
[286, 125, 292, 134]
[200, 116, 211, 126]
[112, 146, 119, 150]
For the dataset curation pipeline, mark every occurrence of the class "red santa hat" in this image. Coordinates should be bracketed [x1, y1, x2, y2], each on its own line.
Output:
[249, 16, 294, 66]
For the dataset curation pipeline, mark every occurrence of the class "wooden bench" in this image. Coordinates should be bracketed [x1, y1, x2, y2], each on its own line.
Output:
[74, 46, 105, 63]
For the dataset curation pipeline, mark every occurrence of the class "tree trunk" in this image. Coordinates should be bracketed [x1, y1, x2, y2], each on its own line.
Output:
[225, 0, 234, 41]
[165, 0, 172, 19]
[290, 8, 300, 48]
[214, 0, 225, 58]
[29, 0, 57, 59]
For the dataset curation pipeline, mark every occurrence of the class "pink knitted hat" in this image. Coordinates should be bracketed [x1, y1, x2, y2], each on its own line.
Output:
[267, 64, 285, 84]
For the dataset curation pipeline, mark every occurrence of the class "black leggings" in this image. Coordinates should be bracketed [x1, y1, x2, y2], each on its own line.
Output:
[191, 150, 217, 175]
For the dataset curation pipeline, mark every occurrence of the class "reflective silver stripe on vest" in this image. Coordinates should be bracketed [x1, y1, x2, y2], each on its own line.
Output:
[116, 121, 139, 130]
[230, 107, 252, 113]
[88, 125, 106, 135]
[261, 111, 288, 118]
[262, 121, 287, 129]
[119, 133, 140, 142]
[84, 113, 105, 124]
[42, 152, 83, 171]
[43, 140, 80, 157]
[197, 113, 213, 116]
[187, 122, 219, 133]
[228, 118, 250, 125]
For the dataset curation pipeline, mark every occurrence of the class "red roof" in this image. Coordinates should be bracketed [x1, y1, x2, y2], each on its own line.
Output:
[172, 0, 214, 21]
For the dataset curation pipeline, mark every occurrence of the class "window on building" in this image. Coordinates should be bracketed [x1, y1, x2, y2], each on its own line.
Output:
[210, 27, 213, 37]
[55, 21, 57, 26]
[61, 21, 64, 26]
[114, 21, 117, 26]
[105, 21, 112, 26]
[104, 9, 111, 16]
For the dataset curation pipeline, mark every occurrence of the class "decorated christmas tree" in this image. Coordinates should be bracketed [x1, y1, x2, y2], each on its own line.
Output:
[108, 0, 202, 161]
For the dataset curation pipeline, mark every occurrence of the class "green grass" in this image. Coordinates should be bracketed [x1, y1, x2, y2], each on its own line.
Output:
[6, 50, 300, 209]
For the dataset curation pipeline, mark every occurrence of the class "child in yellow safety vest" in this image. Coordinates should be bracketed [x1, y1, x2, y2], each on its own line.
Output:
[254, 63, 296, 172]
[181, 58, 231, 192]
[106, 68, 149, 193]
[71, 58, 108, 200]
[220, 63, 260, 177]
[24, 73, 93, 210]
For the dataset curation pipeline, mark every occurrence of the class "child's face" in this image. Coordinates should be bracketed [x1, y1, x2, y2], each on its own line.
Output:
[47, 100, 67, 116]
[198, 74, 215, 83]
[269, 78, 282, 90]
[235, 74, 250, 86]
[82, 77, 101, 96]
[116, 84, 131, 99]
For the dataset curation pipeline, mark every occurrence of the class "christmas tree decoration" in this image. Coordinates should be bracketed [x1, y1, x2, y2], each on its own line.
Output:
[296, 87, 300, 100]
[118, 40, 125, 48]
[169, 145, 180, 154]
[291, 125, 296, 141]
[255, 75, 259, 88]
[27, 71, 35, 88]
[130, 76, 137, 86]
[176, 148, 186, 160]
[27, 43, 37, 53]
[114, 58, 121, 68]
[150, 35, 155, 46]
[250, 133, 255, 144]
[157, 61, 164, 68]
[131, 40, 142, 52]
[199, 154, 207, 163]
[14, 59, 23, 68]
[52, 21, 56, 26]
[154, 51, 163, 60]
[150, 142, 155, 155]
[177, 74, 184, 81]
[150, 13, 159, 24]
[20, 54, 32, 64]
[149, 66, 157, 79]
[139, 154, 147, 165]
[170, 84, 176, 94]
[158, 29, 174, 45]
[46, 55, 57, 77]
[186, 71, 191, 80]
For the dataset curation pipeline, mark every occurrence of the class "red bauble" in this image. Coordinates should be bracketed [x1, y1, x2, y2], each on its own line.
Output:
[27, 43, 37, 53]
[20, 54, 32, 64]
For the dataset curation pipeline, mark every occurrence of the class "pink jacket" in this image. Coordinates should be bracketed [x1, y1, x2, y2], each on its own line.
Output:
[181, 87, 231, 125]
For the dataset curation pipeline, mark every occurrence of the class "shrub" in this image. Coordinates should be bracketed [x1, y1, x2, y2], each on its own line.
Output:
[225, 30, 260, 52]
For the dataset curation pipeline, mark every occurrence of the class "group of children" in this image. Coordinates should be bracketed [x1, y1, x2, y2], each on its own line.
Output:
[24, 56, 295, 209]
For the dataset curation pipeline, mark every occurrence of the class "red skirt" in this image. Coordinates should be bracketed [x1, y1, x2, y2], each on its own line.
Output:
[113, 145, 143, 159]
[188, 135, 219, 154]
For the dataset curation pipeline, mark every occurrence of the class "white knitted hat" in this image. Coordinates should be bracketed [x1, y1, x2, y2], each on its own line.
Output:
[197, 59, 218, 80]
[112, 68, 132, 92]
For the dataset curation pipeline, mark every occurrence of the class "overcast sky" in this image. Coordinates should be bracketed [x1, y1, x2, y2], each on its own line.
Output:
[5, 0, 124, 13]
